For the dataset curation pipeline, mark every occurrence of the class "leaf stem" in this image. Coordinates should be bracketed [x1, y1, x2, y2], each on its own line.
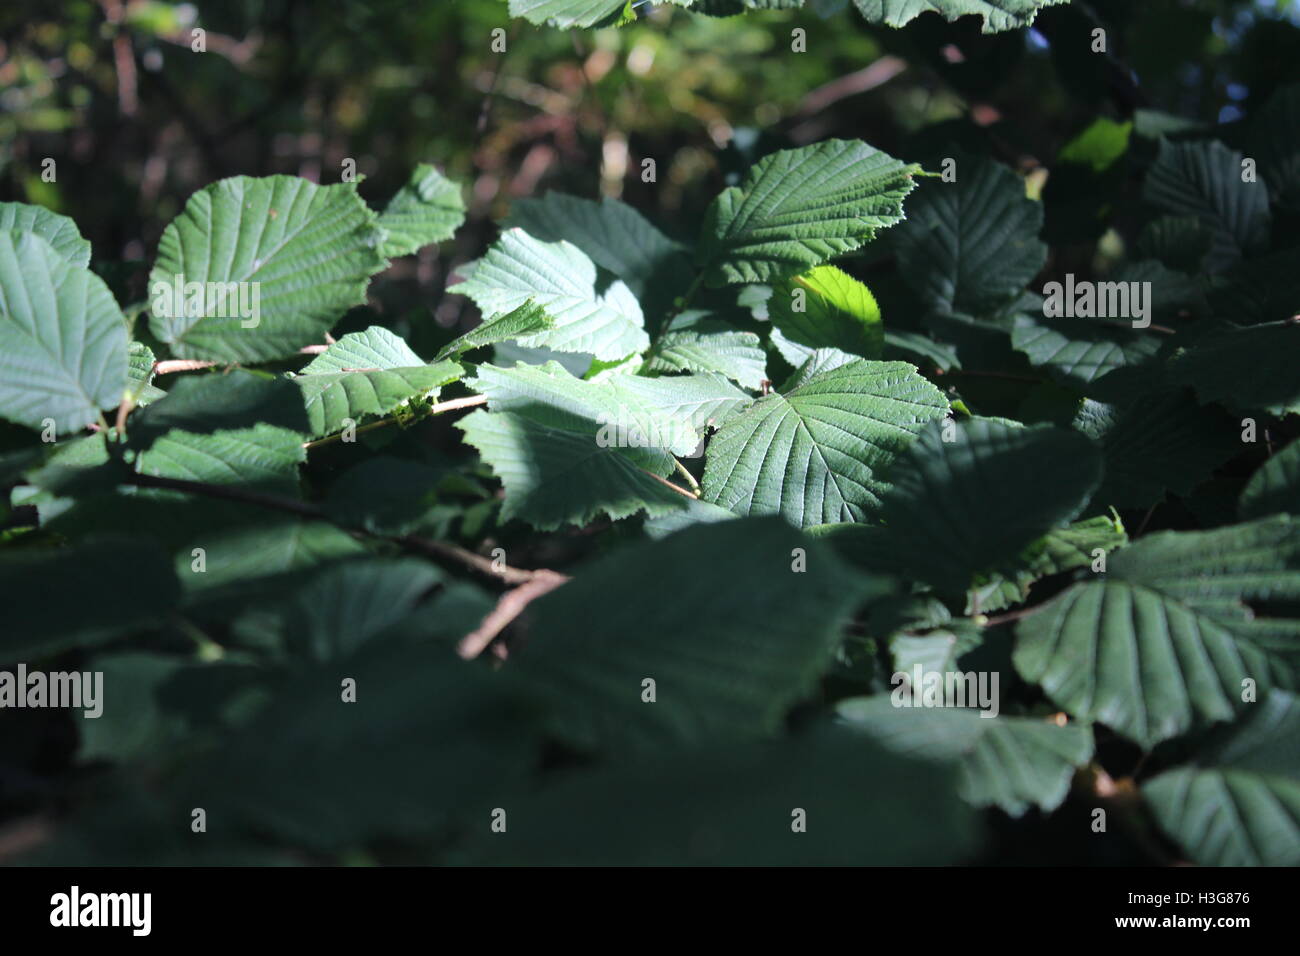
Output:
[672, 457, 701, 494]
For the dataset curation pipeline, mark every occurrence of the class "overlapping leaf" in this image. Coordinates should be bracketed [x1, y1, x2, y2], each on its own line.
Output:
[644, 317, 768, 389]
[450, 228, 649, 360]
[1143, 140, 1270, 271]
[504, 193, 693, 321]
[514, 517, 873, 748]
[894, 155, 1047, 316]
[1240, 439, 1300, 520]
[875, 418, 1103, 592]
[1144, 690, 1300, 866]
[149, 176, 388, 362]
[0, 231, 128, 432]
[1015, 517, 1300, 748]
[767, 265, 884, 367]
[836, 696, 1094, 816]
[292, 327, 463, 438]
[701, 359, 949, 527]
[0, 201, 91, 266]
[851, 0, 1069, 32]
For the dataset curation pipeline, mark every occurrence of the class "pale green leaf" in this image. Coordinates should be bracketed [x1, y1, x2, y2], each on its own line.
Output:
[0, 231, 128, 432]
[0, 201, 92, 266]
[851, 0, 1069, 33]
[450, 228, 649, 360]
[148, 176, 388, 362]
[376, 164, 465, 257]
[767, 265, 883, 367]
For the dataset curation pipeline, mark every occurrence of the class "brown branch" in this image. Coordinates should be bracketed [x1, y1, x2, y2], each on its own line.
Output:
[980, 602, 1050, 628]
[153, 359, 219, 375]
[302, 394, 488, 450]
[123, 471, 547, 586]
[457, 570, 570, 659]
[638, 467, 699, 500]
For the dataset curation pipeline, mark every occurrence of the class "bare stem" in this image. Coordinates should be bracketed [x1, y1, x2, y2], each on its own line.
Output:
[124, 471, 546, 585]
[672, 457, 701, 495]
[301, 394, 488, 450]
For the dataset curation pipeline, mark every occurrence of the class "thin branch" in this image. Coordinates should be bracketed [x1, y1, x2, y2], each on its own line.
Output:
[980, 602, 1050, 628]
[391, 535, 541, 586]
[153, 359, 219, 375]
[301, 394, 488, 450]
[457, 569, 570, 659]
[114, 396, 133, 435]
[638, 467, 699, 500]
[123, 471, 545, 585]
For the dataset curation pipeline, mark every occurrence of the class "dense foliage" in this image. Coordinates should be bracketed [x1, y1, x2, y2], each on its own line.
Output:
[1, 0, 1298, 866]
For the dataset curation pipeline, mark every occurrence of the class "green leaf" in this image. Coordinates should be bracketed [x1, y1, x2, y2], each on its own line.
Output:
[1143, 140, 1270, 271]
[78, 653, 188, 764]
[894, 155, 1047, 316]
[458, 726, 975, 865]
[190, 645, 542, 851]
[469, 361, 709, 457]
[1011, 314, 1162, 391]
[1014, 516, 1300, 748]
[0, 537, 181, 658]
[1241, 439, 1300, 520]
[503, 193, 693, 321]
[515, 517, 872, 748]
[279, 558, 443, 661]
[294, 327, 463, 438]
[376, 164, 465, 257]
[1168, 320, 1300, 417]
[148, 176, 388, 362]
[701, 359, 949, 527]
[1058, 117, 1132, 174]
[450, 228, 649, 360]
[969, 514, 1128, 615]
[1247, 84, 1300, 214]
[1135, 215, 1213, 274]
[324, 457, 446, 534]
[175, 516, 365, 593]
[644, 316, 768, 389]
[876, 419, 1103, 592]
[1075, 393, 1240, 510]
[0, 231, 128, 432]
[508, 0, 649, 28]
[456, 406, 689, 530]
[836, 697, 1094, 816]
[124, 341, 165, 405]
[134, 423, 306, 495]
[851, 0, 1069, 33]
[129, 369, 310, 446]
[0, 201, 92, 266]
[433, 301, 554, 360]
[767, 265, 884, 367]
[697, 140, 918, 286]
[1144, 690, 1300, 866]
